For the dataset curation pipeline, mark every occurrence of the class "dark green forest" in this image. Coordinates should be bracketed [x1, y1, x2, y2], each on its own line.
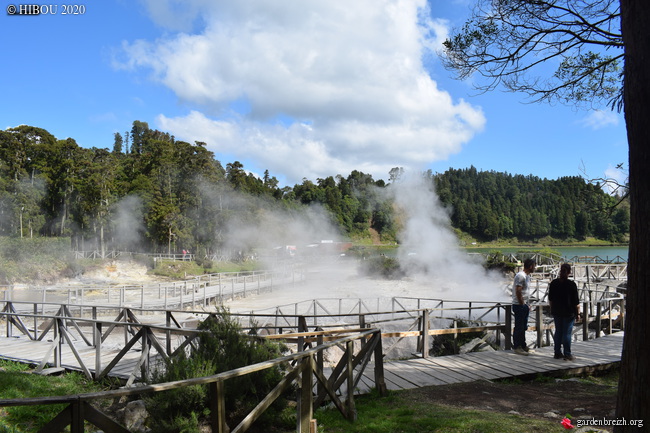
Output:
[0, 122, 628, 256]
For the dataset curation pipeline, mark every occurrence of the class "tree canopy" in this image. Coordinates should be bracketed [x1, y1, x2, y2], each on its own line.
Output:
[0, 122, 628, 258]
[441, 0, 624, 108]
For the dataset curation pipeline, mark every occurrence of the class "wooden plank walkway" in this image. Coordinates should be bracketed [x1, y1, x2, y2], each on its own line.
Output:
[0, 332, 623, 389]
[357, 332, 623, 393]
[0, 335, 148, 380]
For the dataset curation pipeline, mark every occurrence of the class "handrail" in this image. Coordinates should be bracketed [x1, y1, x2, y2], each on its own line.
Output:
[2, 268, 304, 311]
[0, 328, 386, 433]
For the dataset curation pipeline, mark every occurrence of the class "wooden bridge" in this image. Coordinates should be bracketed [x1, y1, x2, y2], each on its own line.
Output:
[0, 294, 624, 433]
[2, 268, 304, 312]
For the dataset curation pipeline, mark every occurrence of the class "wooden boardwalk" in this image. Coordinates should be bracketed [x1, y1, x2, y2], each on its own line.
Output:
[355, 332, 623, 393]
[0, 331, 623, 389]
[0, 334, 147, 380]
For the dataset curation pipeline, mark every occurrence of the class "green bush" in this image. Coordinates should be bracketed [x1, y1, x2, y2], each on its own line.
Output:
[0, 237, 71, 283]
[358, 256, 404, 279]
[146, 308, 291, 432]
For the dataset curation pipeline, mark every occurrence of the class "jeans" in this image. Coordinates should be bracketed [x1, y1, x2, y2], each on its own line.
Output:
[512, 304, 530, 350]
[553, 315, 575, 357]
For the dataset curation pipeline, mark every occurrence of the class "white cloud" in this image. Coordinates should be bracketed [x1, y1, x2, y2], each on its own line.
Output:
[579, 110, 620, 130]
[121, 0, 485, 183]
[603, 164, 628, 195]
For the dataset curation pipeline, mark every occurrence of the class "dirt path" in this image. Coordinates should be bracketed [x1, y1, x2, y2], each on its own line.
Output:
[403, 376, 617, 426]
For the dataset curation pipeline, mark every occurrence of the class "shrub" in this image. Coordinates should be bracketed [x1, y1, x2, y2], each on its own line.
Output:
[146, 308, 290, 432]
[358, 255, 404, 279]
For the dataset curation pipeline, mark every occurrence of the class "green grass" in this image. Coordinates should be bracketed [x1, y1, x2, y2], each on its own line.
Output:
[0, 360, 110, 433]
[151, 258, 262, 279]
[314, 389, 560, 433]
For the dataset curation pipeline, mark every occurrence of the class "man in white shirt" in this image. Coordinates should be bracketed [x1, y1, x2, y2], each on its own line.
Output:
[512, 258, 536, 355]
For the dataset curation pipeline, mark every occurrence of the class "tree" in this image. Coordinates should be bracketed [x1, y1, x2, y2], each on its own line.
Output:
[441, 1, 648, 428]
[616, 1, 650, 428]
[442, 0, 623, 108]
[112, 132, 123, 154]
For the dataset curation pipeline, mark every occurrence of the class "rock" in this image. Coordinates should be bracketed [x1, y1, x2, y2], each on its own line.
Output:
[508, 410, 521, 415]
[459, 337, 484, 354]
[477, 343, 495, 352]
[544, 411, 560, 418]
[555, 377, 581, 383]
[123, 400, 149, 433]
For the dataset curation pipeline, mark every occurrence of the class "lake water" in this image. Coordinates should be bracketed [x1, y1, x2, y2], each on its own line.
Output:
[463, 246, 629, 261]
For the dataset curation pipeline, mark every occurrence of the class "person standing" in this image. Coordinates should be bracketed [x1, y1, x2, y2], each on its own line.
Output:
[548, 263, 580, 361]
[512, 258, 536, 355]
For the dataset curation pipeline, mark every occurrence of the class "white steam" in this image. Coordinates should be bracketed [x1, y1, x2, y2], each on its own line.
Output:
[226, 175, 509, 314]
[112, 195, 146, 251]
[390, 175, 507, 302]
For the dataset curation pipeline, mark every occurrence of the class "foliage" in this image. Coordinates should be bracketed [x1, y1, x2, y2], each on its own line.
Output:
[0, 122, 629, 258]
[430, 318, 487, 357]
[441, 0, 623, 109]
[146, 308, 291, 432]
[484, 250, 518, 273]
[0, 360, 107, 433]
[358, 255, 404, 280]
[0, 237, 71, 284]
[430, 167, 629, 243]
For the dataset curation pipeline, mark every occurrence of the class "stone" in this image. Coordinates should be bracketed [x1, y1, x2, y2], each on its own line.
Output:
[459, 337, 484, 354]
[124, 400, 149, 433]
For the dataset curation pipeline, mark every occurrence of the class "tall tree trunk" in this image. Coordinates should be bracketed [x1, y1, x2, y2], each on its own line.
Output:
[616, 0, 650, 430]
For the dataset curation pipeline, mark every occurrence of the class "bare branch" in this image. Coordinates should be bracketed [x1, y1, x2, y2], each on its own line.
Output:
[440, 0, 623, 108]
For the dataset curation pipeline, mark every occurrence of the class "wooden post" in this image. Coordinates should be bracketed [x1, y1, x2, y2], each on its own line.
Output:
[208, 380, 228, 433]
[95, 322, 102, 380]
[166, 311, 172, 355]
[504, 305, 512, 350]
[71, 400, 84, 433]
[496, 304, 501, 347]
[607, 299, 613, 335]
[359, 314, 367, 345]
[535, 306, 542, 348]
[373, 332, 387, 396]
[422, 309, 430, 358]
[55, 318, 62, 368]
[317, 334, 324, 398]
[345, 341, 357, 421]
[298, 354, 314, 433]
[582, 301, 589, 341]
[452, 320, 458, 353]
[596, 302, 602, 338]
[33, 303, 38, 340]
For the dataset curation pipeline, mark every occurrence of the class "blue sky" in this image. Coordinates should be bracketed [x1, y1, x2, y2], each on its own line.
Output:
[1, 0, 628, 187]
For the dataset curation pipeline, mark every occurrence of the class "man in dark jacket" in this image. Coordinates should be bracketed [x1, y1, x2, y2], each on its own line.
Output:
[548, 263, 580, 361]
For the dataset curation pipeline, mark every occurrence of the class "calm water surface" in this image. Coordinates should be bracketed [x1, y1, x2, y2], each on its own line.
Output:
[464, 246, 628, 261]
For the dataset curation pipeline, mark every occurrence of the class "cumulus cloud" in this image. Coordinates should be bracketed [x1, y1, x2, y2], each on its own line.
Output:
[119, 0, 485, 183]
[579, 110, 620, 130]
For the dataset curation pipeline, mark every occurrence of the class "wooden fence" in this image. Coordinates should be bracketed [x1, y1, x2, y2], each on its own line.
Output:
[2, 268, 304, 312]
[1, 286, 625, 380]
[0, 327, 386, 433]
[0, 290, 626, 432]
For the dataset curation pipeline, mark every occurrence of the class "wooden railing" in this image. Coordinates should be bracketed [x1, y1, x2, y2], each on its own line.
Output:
[2, 268, 304, 312]
[0, 290, 625, 380]
[0, 328, 387, 433]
